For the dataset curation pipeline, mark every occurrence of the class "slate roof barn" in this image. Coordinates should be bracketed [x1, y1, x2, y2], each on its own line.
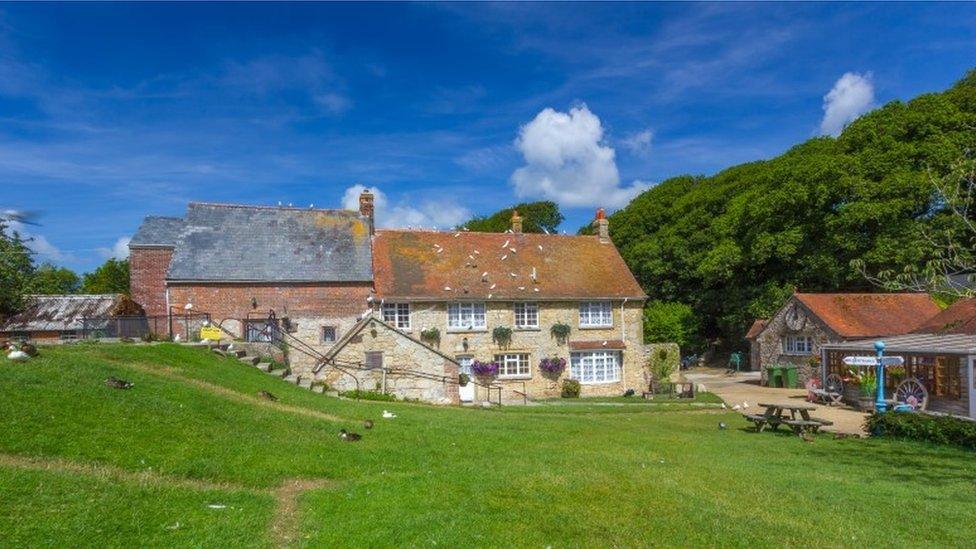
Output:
[165, 203, 374, 283]
[0, 294, 141, 337]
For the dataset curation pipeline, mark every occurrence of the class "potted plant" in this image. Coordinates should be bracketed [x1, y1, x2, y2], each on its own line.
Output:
[458, 372, 471, 387]
[550, 322, 571, 344]
[492, 326, 513, 349]
[849, 367, 878, 411]
[471, 360, 499, 384]
[539, 356, 567, 380]
[420, 327, 440, 348]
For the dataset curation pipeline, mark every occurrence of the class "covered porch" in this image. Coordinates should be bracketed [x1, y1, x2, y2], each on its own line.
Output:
[821, 334, 976, 419]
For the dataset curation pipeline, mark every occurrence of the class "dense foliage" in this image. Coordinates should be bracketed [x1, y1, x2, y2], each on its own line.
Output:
[0, 220, 34, 317]
[643, 300, 700, 348]
[866, 411, 976, 450]
[29, 263, 81, 295]
[610, 70, 976, 347]
[81, 258, 130, 295]
[461, 201, 564, 233]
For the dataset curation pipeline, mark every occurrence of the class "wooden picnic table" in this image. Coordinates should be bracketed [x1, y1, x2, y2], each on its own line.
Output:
[744, 402, 833, 436]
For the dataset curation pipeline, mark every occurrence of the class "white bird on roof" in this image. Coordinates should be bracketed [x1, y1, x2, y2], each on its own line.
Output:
[501, 254, 507, 260]
[184, 303, 193, 310]
[359, 310, 371, 320]
[509, 248, 517, 254]
[490, 283, 496, 289]
[542, 228, 549, 234]
[469, 255, 475, 260]
[602, 341, 607, 346]
[502, 239, 509, 248]
[518, 286, 525, 290]
[473, 250, 480, 255]
[510, 272, 517, 277]
[537, 245, 543, 251]
[481, 271, 488, 278]
[487, 293, 492, 299]
[437, 249, 443, 254]
[454, 232, 461, 238]
[444, 286, 452, 291]
[366, 295, 374, 303]
[533, 288, 539, 292]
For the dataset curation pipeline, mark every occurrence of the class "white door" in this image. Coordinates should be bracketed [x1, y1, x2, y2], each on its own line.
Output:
[458, 357, 475, 402]
[969, 356, 976, 419]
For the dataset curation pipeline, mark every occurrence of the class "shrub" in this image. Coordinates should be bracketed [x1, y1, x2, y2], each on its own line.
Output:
[623, 389, 635, 397]
[140, 332, 158, 343]
[647, 346, 677, 382]
[866, 412, 976, 450]
[642, 300, 700, 350]
[339, 390, 397, 402]
[561, 379, 581, 398]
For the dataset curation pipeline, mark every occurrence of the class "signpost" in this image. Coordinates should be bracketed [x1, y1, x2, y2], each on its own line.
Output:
[843, 341, 902, 413]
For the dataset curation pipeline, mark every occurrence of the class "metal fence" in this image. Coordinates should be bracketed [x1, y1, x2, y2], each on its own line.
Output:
[79, 313, 211, 341]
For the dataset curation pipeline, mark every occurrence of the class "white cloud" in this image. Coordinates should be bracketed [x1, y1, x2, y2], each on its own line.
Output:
[621, 129, 653, 154]
[98, 236, 131, 260]
[819, 72, 875, 136]
[341, 184, 471, 230]
[510, 105, 650, 208]
[3, 211, 73, 263]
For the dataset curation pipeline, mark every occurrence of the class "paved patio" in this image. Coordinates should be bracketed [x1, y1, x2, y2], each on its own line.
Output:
[683, 370, 868, 435]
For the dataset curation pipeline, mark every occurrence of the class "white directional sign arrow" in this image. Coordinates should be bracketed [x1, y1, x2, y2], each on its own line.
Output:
[843, 356, 878, 366]
[843, 356, 904, 367]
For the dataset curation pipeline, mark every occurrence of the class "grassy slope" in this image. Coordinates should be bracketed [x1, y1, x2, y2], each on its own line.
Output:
[1, 344, 975, 547]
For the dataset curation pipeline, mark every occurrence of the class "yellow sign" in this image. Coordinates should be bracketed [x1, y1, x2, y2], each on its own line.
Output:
[199, 326, 222, 341]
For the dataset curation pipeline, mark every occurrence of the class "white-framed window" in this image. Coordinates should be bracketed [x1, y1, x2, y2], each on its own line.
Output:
[448, 302, 486, 331]
[579, 301, 613, 328]
[514, 302, 539, 329]
[494, 353, 530, 378]
[382, 302, 411, 330]
[783, 335, 814, 355]
[570, 351, 621, 384]
[321, 326, 337, 343]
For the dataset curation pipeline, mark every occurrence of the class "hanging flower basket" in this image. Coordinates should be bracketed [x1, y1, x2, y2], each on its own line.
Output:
[471, 360, 499, 382]
[539, 356, 567, 379]
[550, 322, 570, 343]
[492, 326, 513, 349]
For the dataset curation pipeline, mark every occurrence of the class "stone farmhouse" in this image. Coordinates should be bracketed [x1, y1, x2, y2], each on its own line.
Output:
[747, 292, 941, 385]
[129, 191, 651, 404]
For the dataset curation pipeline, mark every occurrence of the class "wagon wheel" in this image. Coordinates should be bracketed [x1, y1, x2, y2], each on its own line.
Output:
[824, 373, 845, 404]
[895, 377, 928, 411]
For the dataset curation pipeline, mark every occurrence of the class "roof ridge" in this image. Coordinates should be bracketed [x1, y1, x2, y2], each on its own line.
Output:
[188, 201, 362, 215]
[376, 228, 592, 238]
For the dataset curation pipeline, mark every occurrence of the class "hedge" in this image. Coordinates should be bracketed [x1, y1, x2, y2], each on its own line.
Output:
[866, 411, 976, 450]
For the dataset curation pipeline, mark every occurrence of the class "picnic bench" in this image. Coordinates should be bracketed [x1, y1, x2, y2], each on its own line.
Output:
[744, 403, 833, 436]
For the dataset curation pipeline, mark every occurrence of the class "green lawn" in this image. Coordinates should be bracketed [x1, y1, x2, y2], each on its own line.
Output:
[1, 343, 975, 547]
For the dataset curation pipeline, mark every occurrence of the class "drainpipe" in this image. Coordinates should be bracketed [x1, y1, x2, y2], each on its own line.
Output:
[621, 298, 628, 381]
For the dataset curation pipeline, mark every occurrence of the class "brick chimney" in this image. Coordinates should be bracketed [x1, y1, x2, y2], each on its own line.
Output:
[594, 208, 609, 243]
[359, 189, 375, 235]
[511, 209, 523, 233]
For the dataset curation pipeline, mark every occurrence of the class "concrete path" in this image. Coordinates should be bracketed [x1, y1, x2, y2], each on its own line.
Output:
[683, 370, 868, 435]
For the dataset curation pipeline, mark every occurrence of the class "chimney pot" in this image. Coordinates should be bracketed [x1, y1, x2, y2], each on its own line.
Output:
[359, 189, 375, 235]
[511, 209, 523, 233]
[594, 208, 609, 243]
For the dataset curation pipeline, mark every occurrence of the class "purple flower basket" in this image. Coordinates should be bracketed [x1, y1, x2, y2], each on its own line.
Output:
[539, 357, 567, 377]
[471, 360, 500, 380]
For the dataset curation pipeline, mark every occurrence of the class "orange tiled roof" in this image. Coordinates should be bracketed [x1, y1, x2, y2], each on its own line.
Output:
[794, 293, 940, 339]
[745, 319, 767, 339]
[913, 297, 976, 335]
[372, 230, 647, 301]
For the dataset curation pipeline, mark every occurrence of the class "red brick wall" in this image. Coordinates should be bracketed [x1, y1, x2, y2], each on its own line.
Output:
[167, 282, 372, 333]
[129, 247, 173, 318]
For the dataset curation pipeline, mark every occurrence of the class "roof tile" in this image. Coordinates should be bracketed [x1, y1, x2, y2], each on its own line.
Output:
[794, 293, 940, 338]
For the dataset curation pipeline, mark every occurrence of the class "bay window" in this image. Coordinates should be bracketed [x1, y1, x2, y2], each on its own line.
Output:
[570, 351, 621, 383]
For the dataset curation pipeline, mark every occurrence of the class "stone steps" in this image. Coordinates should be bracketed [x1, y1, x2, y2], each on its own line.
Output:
[255, 362, 272, 372]
[238, 355, 260, 366]
[269, 368, 289, 378]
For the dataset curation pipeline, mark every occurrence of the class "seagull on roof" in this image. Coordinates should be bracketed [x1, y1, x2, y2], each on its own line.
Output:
[510, 272, 517, 277]
[509, 248, 517, 254]
[537, 245, 543, 251]
[501, 254, 508, 260]
[444, 286, 452, 291]
[542, 228, 549, 234]
[454, 232, 461, 238]
[473, 250, 480, 255]
[490, 283, 496, 289]
[502, 239, 510, 248]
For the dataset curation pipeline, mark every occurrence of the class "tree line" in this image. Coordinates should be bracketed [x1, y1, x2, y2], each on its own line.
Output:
[0, 219, 129, 318]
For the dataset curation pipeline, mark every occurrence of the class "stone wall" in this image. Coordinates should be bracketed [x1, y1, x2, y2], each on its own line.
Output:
[129, 247, 173, 319]
[374, 300, 647, 400]
[319, 318, 459, 405]
[753, 298, 834, 386]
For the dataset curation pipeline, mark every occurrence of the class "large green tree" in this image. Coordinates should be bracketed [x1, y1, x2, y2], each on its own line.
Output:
[460, 201, 564, 233]
[30, 263, 81, 295]
[81, 258, 130, 295]
[0, 219, 36, 317]
[609, 69, 976, 348]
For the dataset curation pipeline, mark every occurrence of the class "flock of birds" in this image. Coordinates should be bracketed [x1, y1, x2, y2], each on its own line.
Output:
[338, 410, 397, 442]
[4, 342, 37, 362]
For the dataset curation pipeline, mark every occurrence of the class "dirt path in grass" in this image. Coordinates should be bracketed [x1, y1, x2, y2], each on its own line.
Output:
[1, 452, 337, 547]
[118, 361, 351, 424]
[270, 478, 336, 547]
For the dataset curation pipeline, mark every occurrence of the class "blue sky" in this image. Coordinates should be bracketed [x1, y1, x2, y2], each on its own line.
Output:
[1, 2, 974, 273]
